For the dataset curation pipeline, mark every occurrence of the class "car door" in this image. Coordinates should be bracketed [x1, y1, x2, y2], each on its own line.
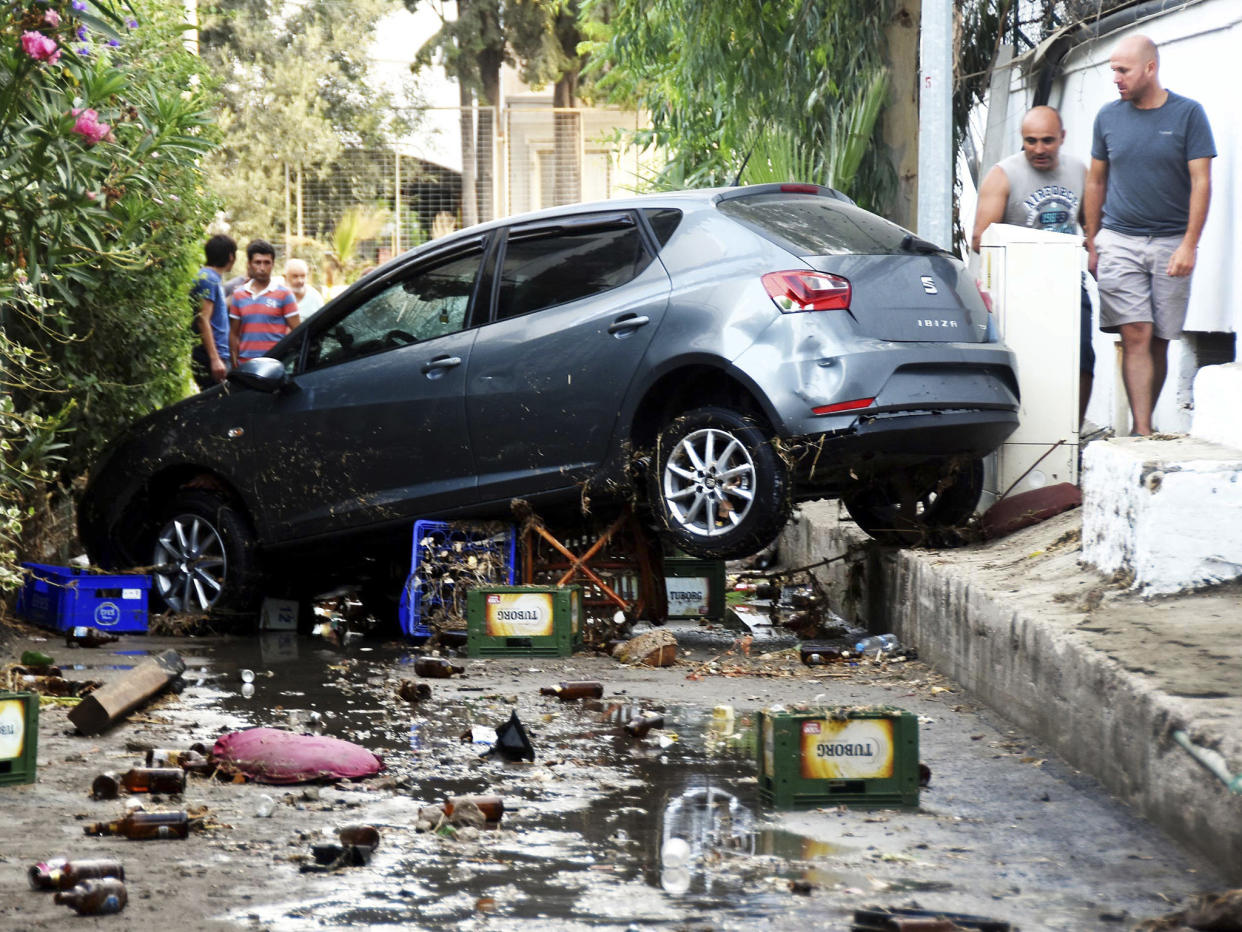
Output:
[235, 238, 489, 541]
[466, 212, 671, 503]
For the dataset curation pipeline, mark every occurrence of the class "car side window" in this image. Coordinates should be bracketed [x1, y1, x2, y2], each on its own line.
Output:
[496, 218, 654, 321]
[304, 249, 482, 371]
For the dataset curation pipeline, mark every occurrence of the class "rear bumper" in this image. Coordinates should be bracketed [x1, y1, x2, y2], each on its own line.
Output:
[785, 407, 1019, 492]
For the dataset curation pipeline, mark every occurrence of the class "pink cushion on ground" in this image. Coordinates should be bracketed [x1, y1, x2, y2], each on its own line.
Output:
[212, 727, 384, 784]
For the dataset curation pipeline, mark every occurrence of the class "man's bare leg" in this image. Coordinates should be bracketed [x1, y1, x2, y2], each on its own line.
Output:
[1119, 321, 1157, 435]
[1149, 335, 1169, 419]
[1079, 372, 1093, 428]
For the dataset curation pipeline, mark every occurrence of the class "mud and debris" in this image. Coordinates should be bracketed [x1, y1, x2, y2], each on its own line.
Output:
[0, 613, 1230, 930]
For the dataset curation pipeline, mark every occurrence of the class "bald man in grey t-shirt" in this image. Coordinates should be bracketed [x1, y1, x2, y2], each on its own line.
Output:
[1084, 34, 1215, 436]
[972, 105, 1094, 424]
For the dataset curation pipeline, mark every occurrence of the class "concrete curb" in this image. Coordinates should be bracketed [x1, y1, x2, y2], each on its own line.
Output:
[781, 501, 1242, 881]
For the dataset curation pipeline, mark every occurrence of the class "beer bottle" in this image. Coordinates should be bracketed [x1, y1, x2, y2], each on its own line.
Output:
[338, 824, 381, 848]
[84, 810, 189, 840]
[29, 858, 125, 891]
[65, 626, 120, 648]
[53, 877, 128, 915]
[414, 657, 464, 678]
[624, 712, 665, 739]
[444, 795, 505, 823]
[539, 681, 604, 701]
[121, 767, 186, 794]
[397, 680, 432, 703]
[800, 643, 843, 666]
[145, 747, 211, 770]
[20, 649, 54, 668]
[91, 772, 121, 800]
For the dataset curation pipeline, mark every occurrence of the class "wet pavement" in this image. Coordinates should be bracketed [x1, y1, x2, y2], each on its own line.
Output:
[3, 623, 1228, 930]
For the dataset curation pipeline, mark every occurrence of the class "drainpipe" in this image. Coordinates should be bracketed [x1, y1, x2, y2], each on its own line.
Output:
[1028, 0, 1209, 105]
[1172, 730, 1242, 795]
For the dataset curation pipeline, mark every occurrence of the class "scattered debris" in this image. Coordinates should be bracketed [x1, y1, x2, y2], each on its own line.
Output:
[614, 629, 678, 667]
[484, 711, 535, 762]
[397, 679, 432, 702]
[624, 711, 665, 739]
[1135, 889, 1242, 931]
[68, 649, 185, 736]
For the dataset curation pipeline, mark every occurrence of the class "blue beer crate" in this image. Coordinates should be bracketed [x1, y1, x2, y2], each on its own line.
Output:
[15, 562, 151, 634]
[399, 521, 516, 639]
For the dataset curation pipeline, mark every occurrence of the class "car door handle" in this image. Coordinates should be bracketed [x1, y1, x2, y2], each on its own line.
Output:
[421, 355, 462, 374]
[607, 315, 650, 335]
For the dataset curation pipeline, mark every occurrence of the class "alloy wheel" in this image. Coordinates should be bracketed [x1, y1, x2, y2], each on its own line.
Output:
[152, 513, 227, 612]
[661, 427, 757, 537]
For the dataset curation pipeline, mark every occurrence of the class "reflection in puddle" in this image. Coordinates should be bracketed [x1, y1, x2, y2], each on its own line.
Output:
[174, 635, 860, 929]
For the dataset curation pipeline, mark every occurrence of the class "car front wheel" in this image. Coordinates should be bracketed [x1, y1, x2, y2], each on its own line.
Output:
[150, 490, 260, 615]
[649, 406, 791, 560]
[841, 457, 984, 546]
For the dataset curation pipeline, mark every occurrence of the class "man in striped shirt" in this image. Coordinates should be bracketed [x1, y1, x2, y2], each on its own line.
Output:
[229, 240, 301, 362]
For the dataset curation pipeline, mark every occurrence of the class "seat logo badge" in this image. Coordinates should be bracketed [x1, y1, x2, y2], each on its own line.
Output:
[920, 276, 938, 295]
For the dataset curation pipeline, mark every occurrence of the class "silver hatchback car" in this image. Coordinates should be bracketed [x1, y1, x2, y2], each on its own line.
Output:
[80, 183, 1018, 614]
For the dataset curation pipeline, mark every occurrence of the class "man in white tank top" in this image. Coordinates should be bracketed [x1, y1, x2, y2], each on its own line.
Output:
[972, 106, 1093, 425]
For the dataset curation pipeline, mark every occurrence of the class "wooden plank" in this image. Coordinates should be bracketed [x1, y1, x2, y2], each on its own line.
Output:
[68, 650, 185, 736]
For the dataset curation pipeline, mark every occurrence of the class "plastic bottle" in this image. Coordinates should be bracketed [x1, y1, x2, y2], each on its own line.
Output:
[65, 626, 120, 648]
[539, 681, 604, 701]
[414, 657, 464, 678]
[28, 858, 125, 891]
[53, 877, 128, 915]
[84, 811, 189, 840]
[853, 633, 900, 654]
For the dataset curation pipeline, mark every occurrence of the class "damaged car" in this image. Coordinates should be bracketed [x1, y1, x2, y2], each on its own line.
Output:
[79, 183, 1019, 615]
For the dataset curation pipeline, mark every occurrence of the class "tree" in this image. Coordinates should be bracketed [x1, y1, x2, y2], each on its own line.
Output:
[1, 0, 217, 586]
[197, 0, 418, 244]
[580, 0, 896, 212]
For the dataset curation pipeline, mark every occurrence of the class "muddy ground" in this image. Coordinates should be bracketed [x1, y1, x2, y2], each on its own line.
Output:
[0, 616, 1225, 931]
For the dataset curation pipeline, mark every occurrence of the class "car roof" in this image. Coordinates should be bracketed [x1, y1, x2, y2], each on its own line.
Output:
[373, 183, 848, 270]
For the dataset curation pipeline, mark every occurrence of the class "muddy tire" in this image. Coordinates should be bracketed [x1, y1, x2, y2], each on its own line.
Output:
[648, 406, 791, 560]
[150, 490, 261, 616]
[842, 457, 984, 547]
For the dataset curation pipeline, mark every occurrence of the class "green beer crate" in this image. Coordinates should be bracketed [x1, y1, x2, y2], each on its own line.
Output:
[758, 706, 919, 809]
[0, 691, 39, 786]
[663, 557, 726, 621]
[466, 585, 582, 657]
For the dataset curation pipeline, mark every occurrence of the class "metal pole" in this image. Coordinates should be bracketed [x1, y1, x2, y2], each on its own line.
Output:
[917, 0, 953, 249]
[394, 150, 402, 256]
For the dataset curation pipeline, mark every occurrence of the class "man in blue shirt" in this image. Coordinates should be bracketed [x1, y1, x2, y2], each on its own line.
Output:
[190, 234, 237, 390]
[1084, 34, 1215, 436]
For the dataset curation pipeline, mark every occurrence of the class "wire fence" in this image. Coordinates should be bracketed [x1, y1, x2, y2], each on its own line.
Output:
[274, 106, 656, 292]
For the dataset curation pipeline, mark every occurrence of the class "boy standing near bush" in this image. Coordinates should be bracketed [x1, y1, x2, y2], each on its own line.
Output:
[190, 234, 236, 389]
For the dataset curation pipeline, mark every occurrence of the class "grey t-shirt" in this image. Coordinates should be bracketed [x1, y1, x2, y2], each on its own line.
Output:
[1091, 90, 1215, 237]
[998, 150, 1085, 235]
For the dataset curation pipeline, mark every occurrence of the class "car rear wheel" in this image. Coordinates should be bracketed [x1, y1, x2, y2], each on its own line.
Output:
[649, 406, 791, 560]
[150, 490, 260, 615]
[841, 457, 984, 546]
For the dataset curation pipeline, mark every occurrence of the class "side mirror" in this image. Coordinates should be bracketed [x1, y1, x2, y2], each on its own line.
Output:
[228, 357, 290, 394]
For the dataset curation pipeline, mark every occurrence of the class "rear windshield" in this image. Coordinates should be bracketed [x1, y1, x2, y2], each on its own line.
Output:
[717, 193, 912, 256]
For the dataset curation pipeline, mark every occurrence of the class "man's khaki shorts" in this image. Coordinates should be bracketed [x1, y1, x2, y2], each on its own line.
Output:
[1095, 228, 1192, 340]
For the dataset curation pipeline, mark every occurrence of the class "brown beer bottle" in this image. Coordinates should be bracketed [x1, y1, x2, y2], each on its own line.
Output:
[29, 858, 125, 891]
[624, 711, 665, 739]
[53, 877, 128, 915]
[91, 772, 121, 800]
[338, 824, 381, 847]
[121, 767, 186, 793]
[539, 681, 604, 701]
[145, 748, 211, 771]
[65, 626, 120, 648]
[84, 810, 189, 840]
[414, 657, 464, 678]
[444, 795, 505, 823]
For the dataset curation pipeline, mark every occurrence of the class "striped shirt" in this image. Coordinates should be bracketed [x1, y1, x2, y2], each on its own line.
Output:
[229, 281, 299, 360]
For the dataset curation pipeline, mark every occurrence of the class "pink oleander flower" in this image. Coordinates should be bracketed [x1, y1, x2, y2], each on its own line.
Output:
[21, 30, 62, 65]
[43, 10, 60, 26]
[70, 107, 113, 145]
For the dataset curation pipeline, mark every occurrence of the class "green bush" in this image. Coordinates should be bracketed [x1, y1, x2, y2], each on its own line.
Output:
[0, 0, 218, 587]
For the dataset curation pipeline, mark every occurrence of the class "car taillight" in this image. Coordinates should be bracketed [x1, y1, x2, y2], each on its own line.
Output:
[762, 270, 851, 312]
[779, 183, 821, 194]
